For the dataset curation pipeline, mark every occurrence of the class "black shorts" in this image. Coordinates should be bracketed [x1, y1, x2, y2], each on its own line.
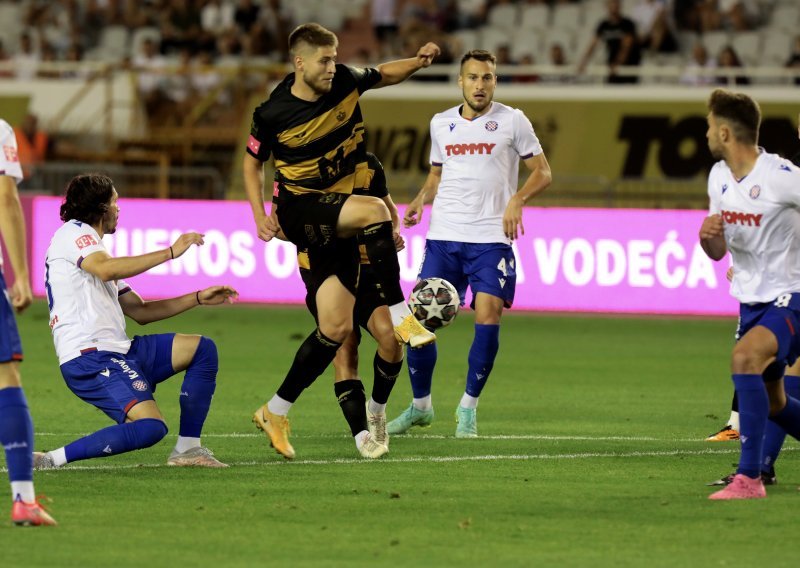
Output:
[276, 192, 350, 249]
[301, 264, 385, 332]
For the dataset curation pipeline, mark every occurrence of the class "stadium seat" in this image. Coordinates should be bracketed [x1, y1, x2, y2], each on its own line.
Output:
[582, 0, 607, 31]
[487, 2, 519, 29]
[519, 4, 550, 32]
[98, 25, 130, 60]
[479, 26, 514, 54]
[131, 27, 161, 58]
[317, 2, 347, 32]
[701, 31, 731, 59]
[551, 3, 583, 34]
[452, 29, 480, 53]
[544, 29, 578, 64]
[509, 28, 543, 62]
[761, 29, 794, 66]
[732, 32, 761, 66]
[768, 4, 800, 34]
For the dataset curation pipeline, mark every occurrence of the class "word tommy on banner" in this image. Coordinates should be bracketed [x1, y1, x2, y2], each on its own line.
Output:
[29, 197, 736, 316]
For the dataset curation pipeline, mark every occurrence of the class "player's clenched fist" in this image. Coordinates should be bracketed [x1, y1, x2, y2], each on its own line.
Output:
[416, 43, 440, 67]
[699, 214, 724, 240]
[171, 232, 205, 258]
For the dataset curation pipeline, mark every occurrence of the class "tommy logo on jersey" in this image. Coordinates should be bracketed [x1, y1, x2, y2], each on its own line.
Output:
[74, 234, 98, 249]
[445, 143, 496, 156]
[721, 210, 763, 227]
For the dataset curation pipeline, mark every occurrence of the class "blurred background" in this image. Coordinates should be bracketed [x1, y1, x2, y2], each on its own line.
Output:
[1, 0, 798, 208]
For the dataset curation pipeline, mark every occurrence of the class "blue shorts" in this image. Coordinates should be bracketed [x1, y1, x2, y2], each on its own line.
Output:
[417, 240, 516, 309]
[59, 334, 176, 423]
[736, 294, 800, 368]
[0, 272, 23, 363]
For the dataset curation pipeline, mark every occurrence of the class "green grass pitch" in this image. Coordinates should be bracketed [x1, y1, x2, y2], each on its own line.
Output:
[2, 301, 797, 567]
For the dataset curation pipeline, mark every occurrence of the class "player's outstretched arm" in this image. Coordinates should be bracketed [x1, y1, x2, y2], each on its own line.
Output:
[0, 175, 32, 312]
[699, 214, 727, 260]
[119, 285, 238, 325]
[403, 166, 442, 228]
[243, 153, 278, 242]
[375, 42, 440, 88]
[80, 232, 204, 282]
[503, 153, 552, 240]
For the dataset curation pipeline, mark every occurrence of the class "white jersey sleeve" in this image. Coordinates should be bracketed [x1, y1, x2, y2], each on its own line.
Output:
[768, 156, 800, 208]
[511, 109, 542, 159]
[0, 120, 23, 184]
[707, 162, 725, 215]
[429, 116, 443, 166]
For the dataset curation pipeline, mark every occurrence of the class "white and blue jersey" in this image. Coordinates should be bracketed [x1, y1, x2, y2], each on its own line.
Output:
[419, 102, 541, 307]
[0, 120, 24, 362]
[45, 220, 132, 364]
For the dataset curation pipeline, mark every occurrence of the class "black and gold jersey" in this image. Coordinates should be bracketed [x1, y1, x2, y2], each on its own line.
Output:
[247, 64, 382, 202]
[297, 152, 388, 270]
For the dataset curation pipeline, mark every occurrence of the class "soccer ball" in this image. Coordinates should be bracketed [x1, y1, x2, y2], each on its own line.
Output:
[409, 277, 460, 330]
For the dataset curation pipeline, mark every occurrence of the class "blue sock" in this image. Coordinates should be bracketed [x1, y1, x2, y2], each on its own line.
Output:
[64, 418, 168, 463]
[769, 393, 800, 441]
[406, 342, 437, 399]
[465, 324, 500, 398]
[0, 387, 34, 483]
[762, 375, 800, 472]
[179, 337, 217, 438]
[732, 374, 768, 479]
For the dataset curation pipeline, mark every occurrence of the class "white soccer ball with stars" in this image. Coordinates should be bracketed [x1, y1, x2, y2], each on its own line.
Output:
[409, 277, 460, 330]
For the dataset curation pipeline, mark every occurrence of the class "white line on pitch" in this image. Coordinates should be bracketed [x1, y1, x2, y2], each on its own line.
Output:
[7, 447, 790, 473]
[33, 432, 726, 443]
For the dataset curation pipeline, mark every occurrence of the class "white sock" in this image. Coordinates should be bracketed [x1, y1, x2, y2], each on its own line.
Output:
[368, 398, 386, 415]
[355, 430, 369, 448]
[51, 447, 67, 467]
[174, 436, 201, 453]
[413, 395, 432, 411]
[11, 481, 35, 503]
[388, 302, 412, 327]
[460, 393, 479, 409]
[267, 395, 292, 416]
[728, 411, 740, 431]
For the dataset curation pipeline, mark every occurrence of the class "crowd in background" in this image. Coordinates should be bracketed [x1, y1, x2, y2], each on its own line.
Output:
[1, 0, 799, 125]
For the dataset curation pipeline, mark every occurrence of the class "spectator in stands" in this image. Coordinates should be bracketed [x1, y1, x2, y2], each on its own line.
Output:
[201, 0, 236, 35]
[245, 19, 278, 57]
[515, 53, 541, 84]
[132, 37, 169, 124]
[786, 36, 800, 86]
[540, 42, 574, 84]
[456, 0, 488, 29]
[234, 0, 261, 34]
[0, 40, 12, 78]
[37, 42, 60, 79]
[495, 45, 516, 83]
[62, 43, 90, 80]
[631, 0, 678, 53]
[716, 44, 749, 85]
[158, 0, 202, 55]
[699, 0, 758, 32]
[372, 0, 401, 58]
[680, 42, 717, 85]
[13, 113, 50, 186]
[578, 0, 642, 84]
[13, 32, 40, 80]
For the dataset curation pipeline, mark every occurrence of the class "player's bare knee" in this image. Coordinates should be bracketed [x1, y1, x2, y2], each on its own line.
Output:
[319, 322, 352, 343]
[730, 346, 765, 374]
[362, 196, 390, 225]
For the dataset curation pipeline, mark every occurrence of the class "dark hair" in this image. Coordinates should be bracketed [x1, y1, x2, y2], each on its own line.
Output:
[288, 23, 337, 56]
[707, 88, 761, 145]
[460, 49, 497, 69]
[59, 173, 115, 224]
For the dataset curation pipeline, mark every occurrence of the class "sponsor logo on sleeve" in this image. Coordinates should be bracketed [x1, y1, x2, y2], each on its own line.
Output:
[75, 234, 98, 249]
[3, 145, 18, 162]
[248, 135, 261, 154]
